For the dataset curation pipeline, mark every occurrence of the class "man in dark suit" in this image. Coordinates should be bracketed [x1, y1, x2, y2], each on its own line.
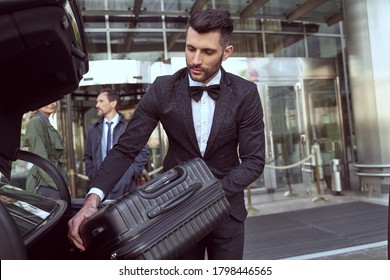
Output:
[68, 8, 265, 259]
[84, 88, 150, 199]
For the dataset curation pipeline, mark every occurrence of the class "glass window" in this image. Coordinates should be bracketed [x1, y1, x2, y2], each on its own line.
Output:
[167, 31, 186, 55]
[232, 33, 264, 58]
[164, 0, 193, 12]
[165, 16, 188, 29]
[110, 32, 164, 61]
[263, 20, 303, 32]
[79, 0, 105, 10]
[307, 36, 341, 58]
[260, 0, 300, 20]
[305, 22, 341, 34]
[234, 18, 262, 31]
[265, 34, 305, 57]
[109, 16, 162, 29]
[214, 0, 249, 16]
[85, 32, 108, 60]
[82, 16, 106, 29]
[108, 0, 134, 10]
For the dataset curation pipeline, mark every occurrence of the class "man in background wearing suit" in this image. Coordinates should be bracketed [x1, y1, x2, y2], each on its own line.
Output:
[84, 88, 150, 199]
[69, 8, 265, 260]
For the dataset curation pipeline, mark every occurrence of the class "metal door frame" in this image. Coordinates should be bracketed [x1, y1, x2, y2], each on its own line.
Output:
[258, 81, 307, 190]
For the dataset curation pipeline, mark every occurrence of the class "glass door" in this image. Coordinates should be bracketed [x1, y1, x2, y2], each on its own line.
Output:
[253, 82, 306, 191]
[303, 79, 343, 190]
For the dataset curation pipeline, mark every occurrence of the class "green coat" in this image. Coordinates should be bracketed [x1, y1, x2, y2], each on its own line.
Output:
[23, 113, 68, 192]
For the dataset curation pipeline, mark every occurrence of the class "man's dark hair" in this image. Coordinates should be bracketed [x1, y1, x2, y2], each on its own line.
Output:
[188, 9, 234, 47]
[100, 88, 121, 111]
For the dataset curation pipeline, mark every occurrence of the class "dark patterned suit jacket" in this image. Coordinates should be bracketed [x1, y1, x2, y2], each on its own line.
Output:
[92, 67, 265, 221]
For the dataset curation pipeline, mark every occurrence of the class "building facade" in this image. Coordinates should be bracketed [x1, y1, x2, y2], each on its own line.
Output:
[17, 0, 389, 199]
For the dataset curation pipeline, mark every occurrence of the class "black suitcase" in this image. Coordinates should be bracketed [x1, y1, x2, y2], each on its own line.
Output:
[79, 158, 231, 260]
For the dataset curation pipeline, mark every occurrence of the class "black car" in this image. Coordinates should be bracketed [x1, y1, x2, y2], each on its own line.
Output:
[0, 0, 88, 259]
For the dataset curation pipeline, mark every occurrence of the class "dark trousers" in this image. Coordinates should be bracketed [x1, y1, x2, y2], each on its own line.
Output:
[176, 215, 245, 260]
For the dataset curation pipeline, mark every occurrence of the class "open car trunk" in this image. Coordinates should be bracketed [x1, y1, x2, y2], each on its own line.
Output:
[0, 0, 88, 259]
[0, 0, 88, 177]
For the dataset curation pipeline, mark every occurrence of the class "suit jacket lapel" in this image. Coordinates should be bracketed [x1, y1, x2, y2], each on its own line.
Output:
[204, 71, 232, 157]
[175, 77, 202, 156]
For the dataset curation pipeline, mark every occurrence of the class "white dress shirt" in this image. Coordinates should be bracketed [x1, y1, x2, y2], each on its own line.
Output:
[189, 69, 222, 156]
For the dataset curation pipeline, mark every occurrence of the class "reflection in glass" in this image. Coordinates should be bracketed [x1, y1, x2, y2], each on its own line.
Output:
[307, 36, 341, 58]
[304, 79, 342, 187]
[110, 32, 164, 61]
[268, 86, 302, 187]
[232, 33, 264, 57]
[265, 34, 305, 57]
[86, 32, 108, 61]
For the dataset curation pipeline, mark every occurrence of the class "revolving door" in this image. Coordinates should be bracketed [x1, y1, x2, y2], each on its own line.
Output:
[249, 58, 344, 192]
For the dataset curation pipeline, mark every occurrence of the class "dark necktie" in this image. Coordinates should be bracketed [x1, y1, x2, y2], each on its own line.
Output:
[189, 84, 221, 102]
[106, 121, 113, 155]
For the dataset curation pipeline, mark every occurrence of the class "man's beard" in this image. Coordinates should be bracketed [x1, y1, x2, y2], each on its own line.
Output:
[187, 56, 223, 83]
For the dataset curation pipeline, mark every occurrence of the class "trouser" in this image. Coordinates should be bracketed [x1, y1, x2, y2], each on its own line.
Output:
[176, 215, 245, 260]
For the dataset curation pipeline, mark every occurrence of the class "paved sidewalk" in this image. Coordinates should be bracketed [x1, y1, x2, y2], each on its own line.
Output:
[243, 185, 389, 260]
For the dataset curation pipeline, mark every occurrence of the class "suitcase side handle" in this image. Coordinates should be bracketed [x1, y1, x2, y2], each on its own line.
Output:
[138, 166, 186, 198]
[147, 182, 202, 219]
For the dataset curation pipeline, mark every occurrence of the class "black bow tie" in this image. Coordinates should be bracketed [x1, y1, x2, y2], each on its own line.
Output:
[189, 84, 221, 102]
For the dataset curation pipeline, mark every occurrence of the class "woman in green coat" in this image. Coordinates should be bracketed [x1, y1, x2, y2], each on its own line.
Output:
[23, 101, 68, 199]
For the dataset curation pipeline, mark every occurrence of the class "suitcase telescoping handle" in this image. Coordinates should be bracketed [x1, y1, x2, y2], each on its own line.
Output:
[147, 181, 202, 218]
[139, 165, 188, 198]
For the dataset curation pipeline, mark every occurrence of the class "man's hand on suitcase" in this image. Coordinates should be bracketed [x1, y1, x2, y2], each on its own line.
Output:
[68, 193, 100, 251]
